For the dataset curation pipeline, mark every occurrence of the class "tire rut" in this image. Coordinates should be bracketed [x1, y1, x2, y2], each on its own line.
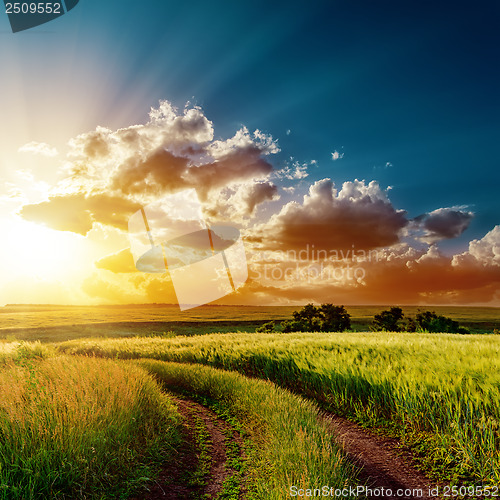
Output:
[131, 395, 244, 500]
[322, 412, 443, 499]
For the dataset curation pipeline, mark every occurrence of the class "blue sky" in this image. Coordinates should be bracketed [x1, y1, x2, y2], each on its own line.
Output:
[2, 1, 498, 247]
[1, 1, 499, 305]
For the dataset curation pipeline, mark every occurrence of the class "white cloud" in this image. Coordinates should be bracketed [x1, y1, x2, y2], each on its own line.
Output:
[331, 150, 344, 161]
[453, 225, 500, 267]
[18, 141, 58, 157]
[276, 160, 313, 180]
[20, 101, 281, 233]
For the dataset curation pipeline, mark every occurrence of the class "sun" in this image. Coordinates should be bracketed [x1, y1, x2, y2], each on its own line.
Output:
[3, 218, 84, 280]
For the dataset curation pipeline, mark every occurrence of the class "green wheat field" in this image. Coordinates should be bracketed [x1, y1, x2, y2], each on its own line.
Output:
[0, 304, 499, 499]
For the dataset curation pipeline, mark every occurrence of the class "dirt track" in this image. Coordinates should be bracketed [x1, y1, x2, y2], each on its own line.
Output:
[131, 396, 244, 500]
[132, 390, 444, 499]
[323, 413, 442, 499]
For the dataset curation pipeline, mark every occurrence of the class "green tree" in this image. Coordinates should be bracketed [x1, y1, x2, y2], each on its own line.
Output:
[292, 303, 321, 330]
[281, 303, 351, 332]
[405, 317, 417, 332]
[372, 307, 404, 332]
[415, 310, 469, 334]
[319, 304, 351, 332]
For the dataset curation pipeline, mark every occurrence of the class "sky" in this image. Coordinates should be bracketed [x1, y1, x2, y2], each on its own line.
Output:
[0, 0, 499, 307]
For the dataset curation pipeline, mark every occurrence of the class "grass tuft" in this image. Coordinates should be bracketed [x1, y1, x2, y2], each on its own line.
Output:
[0, 356, 180, 499]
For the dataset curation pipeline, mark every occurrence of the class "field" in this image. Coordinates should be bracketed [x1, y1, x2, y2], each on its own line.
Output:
[58, 332, 500, 484]
[1, 304, 499, 341]
[0, 305, 499, 498]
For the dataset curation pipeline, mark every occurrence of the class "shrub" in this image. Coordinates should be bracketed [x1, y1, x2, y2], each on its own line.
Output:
[372, 308, 470, 334]
[281, 304, 351, 332]
[405, 317, 417, 332]
[256, 321, 276, 333]
[372, 307, 405, 332]
[415, 310, 470, 334]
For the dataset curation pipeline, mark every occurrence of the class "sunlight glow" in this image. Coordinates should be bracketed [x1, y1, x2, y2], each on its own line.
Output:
[3, 218, 84, 280]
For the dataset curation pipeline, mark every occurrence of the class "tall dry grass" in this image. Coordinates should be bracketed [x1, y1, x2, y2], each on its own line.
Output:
[0, 355, 180, 499]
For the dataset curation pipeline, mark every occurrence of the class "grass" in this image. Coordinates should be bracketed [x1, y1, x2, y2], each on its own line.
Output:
[0, 341, 361, 498]
[0, 322, 268, 344]
[218, 425, 244, 500]
[2, 307, 499, 495]
[140, 360, 359, 499]
[189, 413, 212, 490]
[0, 354, 181, 499]
[0, 341, 55, 366]
[59, 331, 500, 485]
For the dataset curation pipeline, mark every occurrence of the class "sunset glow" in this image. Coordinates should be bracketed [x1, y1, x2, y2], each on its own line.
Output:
[0, 2, 498, 308]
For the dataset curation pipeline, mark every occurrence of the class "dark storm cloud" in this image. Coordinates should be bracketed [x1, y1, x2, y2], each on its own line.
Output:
[248, 179, 408, 251]
[412, 207, 474, 243]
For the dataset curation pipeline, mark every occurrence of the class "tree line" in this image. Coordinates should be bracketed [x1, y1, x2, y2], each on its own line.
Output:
[256, 304, 471, 334]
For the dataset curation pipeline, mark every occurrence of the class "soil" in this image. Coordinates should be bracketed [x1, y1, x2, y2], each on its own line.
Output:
[131, 389, 448, 500]
[323, 412, 444, 499]
[130, 396, 243, 500]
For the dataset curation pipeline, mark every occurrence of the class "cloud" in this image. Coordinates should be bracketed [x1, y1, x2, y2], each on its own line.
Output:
[83, 226, 500, 306]
[248, 178, 408, 251]
[20, 193, 141, 235]
[236, 182, 279, 215]
[412, 207, 474, 243]
[69, 126, 112, 159]
[67, 103, 278, 197]
[19, 101, 280, 234]
[275, 160, 313, 180]
[81, 271, 178, 304]
[240, 227, 500, 305]
[109, 124, 277, 199]
[81, 273, 142, 303]
[18, 141, 58, 157]
[95, 248, 137, 273]
[245, 182, 279, 214]
[14, 99, 496, 307]
[372, 237, 500, 304]
[111, 149, 190, 195]
[183, 145, 275, 197]
[466, 225, 500, 265]
[0, 278, 86, 306]
[452, 225, 500, 267]
[202, 181, 280, 224]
